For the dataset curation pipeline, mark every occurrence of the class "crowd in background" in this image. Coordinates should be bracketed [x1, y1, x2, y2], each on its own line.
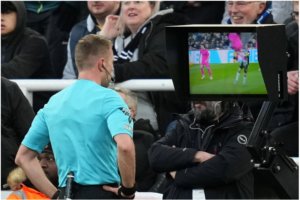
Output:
[189, 32, 258, 50]
[1, 1, 298, 199]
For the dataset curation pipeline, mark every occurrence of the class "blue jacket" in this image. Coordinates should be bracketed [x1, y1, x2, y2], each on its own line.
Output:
[62, 15, 100, 79]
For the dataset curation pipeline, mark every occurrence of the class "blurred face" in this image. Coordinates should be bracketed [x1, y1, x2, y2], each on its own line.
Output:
[192, 101, 223, 124]
[228, 1, 266, 24]
[122, 1, 154, 33]
[117, 92, 135, 118]
[245, 44, 249, 50]
[101, 48, 114, 87]
[1, 10, 17, 35]
[87, 1, 120, 17]
[38, 153, 58, 186]
[294, 3, 299, 25]
[201, 45, 205, 50]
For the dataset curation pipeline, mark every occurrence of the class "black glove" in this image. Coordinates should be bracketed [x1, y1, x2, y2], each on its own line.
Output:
[52, 2, 79, 33]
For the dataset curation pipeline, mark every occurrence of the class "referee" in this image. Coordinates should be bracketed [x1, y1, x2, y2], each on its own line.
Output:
[15, 35, 136, 199]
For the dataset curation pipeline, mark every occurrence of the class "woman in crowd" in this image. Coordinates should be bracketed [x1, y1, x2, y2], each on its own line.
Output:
[99, 1, 190, 136]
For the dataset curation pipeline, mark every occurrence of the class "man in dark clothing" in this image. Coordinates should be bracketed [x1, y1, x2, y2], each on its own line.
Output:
[148, 101, 254, 199]
[1, 77, 35, 190]
[269, 1, 299, 157]
[1, 1, 54, 113]
[24, 1, 85, 78]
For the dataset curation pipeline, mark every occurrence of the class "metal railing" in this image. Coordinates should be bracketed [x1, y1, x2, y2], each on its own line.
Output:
[10, 79, 175, 105]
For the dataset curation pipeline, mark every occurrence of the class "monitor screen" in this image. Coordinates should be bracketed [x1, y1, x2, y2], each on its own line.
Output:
[188, 32, 268, 96]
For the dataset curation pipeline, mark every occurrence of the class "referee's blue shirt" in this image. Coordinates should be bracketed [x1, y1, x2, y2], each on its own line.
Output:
[22, 79, 133, 187]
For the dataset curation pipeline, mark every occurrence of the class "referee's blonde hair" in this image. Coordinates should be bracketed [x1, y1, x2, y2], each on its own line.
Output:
[75, 34, 112, 71]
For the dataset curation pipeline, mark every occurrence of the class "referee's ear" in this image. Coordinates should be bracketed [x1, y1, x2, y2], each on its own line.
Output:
[97, 59, 105, 72]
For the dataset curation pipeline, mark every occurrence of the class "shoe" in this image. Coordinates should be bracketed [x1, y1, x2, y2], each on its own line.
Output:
[210, 76, 213, 80]
[243, 81, 246, 85]
[201, 76, 205, 79]
[234, 80, 237, 84]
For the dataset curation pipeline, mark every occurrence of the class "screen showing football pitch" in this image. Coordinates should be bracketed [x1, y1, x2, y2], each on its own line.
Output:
[188, 32, 268, 95]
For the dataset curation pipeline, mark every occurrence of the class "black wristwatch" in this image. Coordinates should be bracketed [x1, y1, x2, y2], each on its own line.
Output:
[118, 183, 137, 199]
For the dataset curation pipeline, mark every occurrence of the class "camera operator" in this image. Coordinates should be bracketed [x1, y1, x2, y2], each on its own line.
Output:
[148, 101, 254, 199]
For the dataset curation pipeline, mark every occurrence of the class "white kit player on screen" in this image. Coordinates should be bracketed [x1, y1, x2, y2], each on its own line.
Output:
[234, 44, 250, 85]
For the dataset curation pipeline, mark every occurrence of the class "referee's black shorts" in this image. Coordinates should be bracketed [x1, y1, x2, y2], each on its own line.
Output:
[58, 182, 119, 199]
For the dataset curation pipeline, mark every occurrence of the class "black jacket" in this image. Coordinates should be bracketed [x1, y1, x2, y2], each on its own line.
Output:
[134, 118, 160, 141]
[1, 77, 35, 190]
[1, 1, 53, 79]
[148, 104, 254, 199]
[1, 1, 54, 113]
[114, 11, 190, 136]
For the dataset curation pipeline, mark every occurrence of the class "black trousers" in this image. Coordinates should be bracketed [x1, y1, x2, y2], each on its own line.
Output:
[58, 183, 119, 199]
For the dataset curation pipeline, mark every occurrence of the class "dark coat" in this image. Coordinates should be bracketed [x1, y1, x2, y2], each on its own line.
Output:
[1, 77, 35, 190]
[1, 1, 54, 113]
[148, 104, 254, 199]
[134, 118, 160, 141]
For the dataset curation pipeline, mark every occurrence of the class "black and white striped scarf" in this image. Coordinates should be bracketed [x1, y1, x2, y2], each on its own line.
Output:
[113, 26, 147, 64]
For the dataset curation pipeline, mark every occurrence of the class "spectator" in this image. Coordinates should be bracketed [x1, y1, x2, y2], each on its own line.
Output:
[222, 1, 292, 24]
[148, 101, 254, 199]
[1, 77, 35, 190]
[63, 1, 121, 79]
[1, 1, 54, 113]
[114, 87, 163, 192]
[226, 1, 274, 24]
[24, 1, 84, 78]
[99, 1, 190, 136]
[114, 87, 159, 141]
[15, 35, 136, 199]
[270, 1, 299, 157]
[7, 143, 58, 199]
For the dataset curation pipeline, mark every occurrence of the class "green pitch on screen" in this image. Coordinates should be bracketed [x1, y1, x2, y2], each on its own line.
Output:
[189, 63, 268, 94]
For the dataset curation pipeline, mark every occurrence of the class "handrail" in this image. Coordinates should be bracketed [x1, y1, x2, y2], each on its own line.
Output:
[10, 79, 175, 91]
[10, 79, 175, 105]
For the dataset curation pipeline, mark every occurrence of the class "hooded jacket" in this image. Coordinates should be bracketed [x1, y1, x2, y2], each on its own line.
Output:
[148, 103, 254, 199]
[1, 1, 53, 79]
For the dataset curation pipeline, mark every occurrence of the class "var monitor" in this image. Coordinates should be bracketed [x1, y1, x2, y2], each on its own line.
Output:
[166, 25, 288, 101]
